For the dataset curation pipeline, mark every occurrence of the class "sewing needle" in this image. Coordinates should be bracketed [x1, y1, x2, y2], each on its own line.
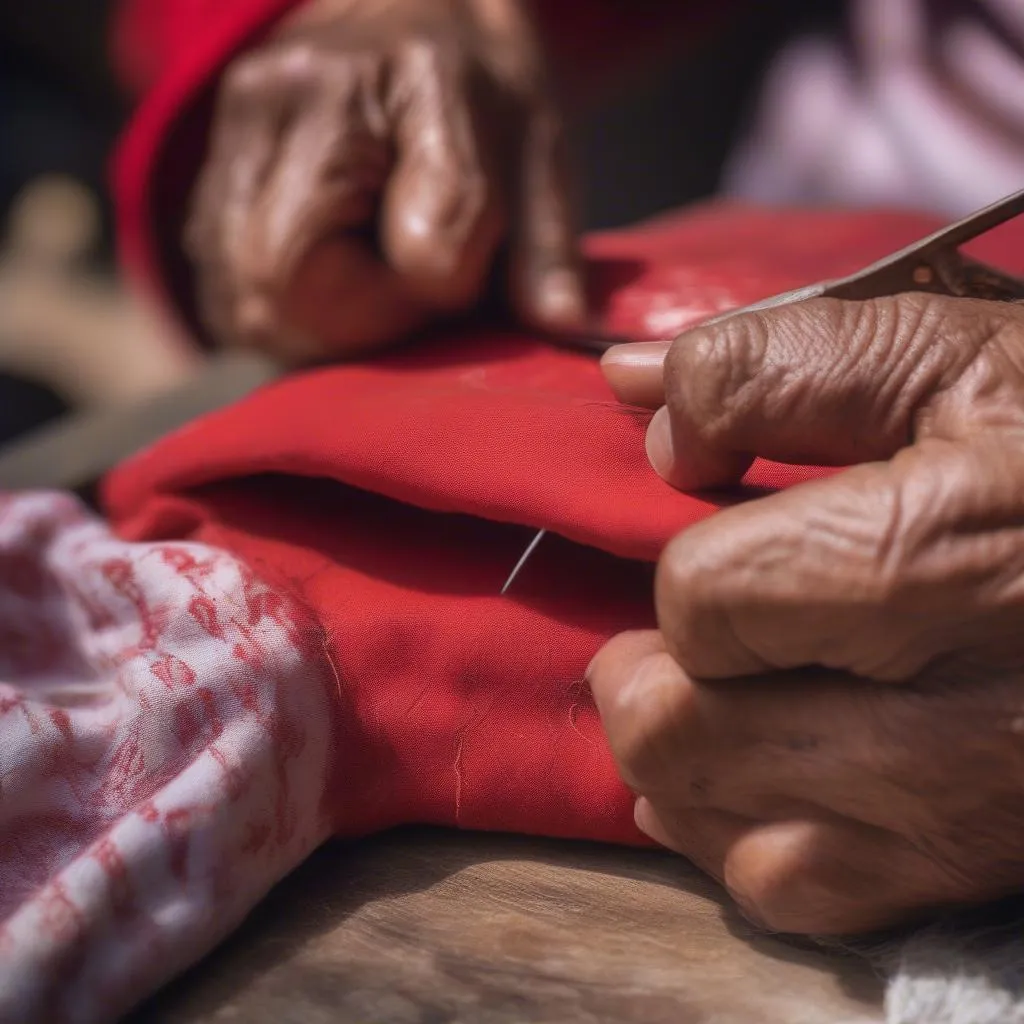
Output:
[500, 529, 547, 595]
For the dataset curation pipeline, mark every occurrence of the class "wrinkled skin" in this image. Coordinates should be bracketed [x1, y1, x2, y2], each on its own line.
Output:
[592, 294, 1024, 936]
[187, 0, 583, 363]
[188, 0, 1024, 939]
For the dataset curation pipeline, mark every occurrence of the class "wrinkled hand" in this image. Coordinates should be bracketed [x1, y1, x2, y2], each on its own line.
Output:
[591, 293, 1024, 935]
[187, 0, 582, 363]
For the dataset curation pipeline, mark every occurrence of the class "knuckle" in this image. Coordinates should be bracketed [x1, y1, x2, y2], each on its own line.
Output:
[222, 52, 272, 97]
[606, 654, 696, 794]
[656, 530, 711, 610]
[656, 520, 745, 625]
[665, 314, 769, 444]
[866, 449, 976, 598]
[848, 465, 909, 595]
[393, 172, 500, 284]
[219, 43, 333, 117]
[841, 294, 984, 427]
[852, 295, 941, 406]
[944, 304, 1024, 416]
[230, 40, 353, 98]
[819, 293, 937, 367]
[729, 854, 843, 935]
[270, 42, 330, 91]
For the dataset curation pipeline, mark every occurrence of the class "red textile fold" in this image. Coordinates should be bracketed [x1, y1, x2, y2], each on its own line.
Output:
[104, 204, 1024, 847]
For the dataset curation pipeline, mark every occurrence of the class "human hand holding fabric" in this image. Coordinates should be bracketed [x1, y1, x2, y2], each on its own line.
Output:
[186, 0, 583, 363]
[590, 293, 1024, 935]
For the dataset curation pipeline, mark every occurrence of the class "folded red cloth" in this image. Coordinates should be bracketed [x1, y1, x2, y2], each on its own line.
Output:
[7, 202, 1013, 1021]
[104, 202, 1024, 844]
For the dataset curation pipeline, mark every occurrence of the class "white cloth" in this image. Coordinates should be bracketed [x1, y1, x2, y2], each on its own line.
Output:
[0, 492, 333, 1023]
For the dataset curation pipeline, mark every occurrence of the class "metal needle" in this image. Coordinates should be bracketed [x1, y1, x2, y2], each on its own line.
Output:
[500, 529, 547, 595]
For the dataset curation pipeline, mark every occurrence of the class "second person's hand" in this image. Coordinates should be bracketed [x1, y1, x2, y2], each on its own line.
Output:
[187, 0, 584, 363]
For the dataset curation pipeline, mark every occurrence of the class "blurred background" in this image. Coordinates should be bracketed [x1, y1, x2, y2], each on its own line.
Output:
[0, 0, 840, 449]
[0, 1, 121, 253]
[1, 0, 121, 442]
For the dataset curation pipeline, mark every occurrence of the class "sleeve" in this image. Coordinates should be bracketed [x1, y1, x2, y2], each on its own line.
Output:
[111, 0, 306, 329]
[110, 0, 740, 340]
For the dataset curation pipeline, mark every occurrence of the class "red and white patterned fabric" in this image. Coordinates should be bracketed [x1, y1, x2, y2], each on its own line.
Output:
[0, 492, 334, 1024]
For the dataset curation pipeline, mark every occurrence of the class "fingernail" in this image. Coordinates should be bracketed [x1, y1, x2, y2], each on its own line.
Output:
[645, 406, 675, 480]
[633, 799, 651, 834]
[236, 294, 275, 336]
[536, 268, 586, 328]
[601, 341, 670, 368]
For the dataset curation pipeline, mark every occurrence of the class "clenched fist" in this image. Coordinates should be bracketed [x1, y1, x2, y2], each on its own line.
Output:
[592, 293, 1024, 935]
[187, 0, 582, 363]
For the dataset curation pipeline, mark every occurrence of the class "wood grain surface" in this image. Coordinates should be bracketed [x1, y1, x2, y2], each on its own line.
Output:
[132, 827, 884, 1024]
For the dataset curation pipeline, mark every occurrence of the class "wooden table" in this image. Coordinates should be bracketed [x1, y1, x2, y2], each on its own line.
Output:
[133, 828, 884, 1024]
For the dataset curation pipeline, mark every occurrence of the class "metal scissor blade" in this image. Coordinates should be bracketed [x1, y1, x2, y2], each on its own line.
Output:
[537, 327, 636, 355]
[819, 187, 1024, 302]
[872, 186, 1024, 264]
[701, 188, 1024, 328]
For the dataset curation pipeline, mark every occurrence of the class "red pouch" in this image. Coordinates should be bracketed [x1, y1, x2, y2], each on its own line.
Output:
[103, 202, 1024, 847]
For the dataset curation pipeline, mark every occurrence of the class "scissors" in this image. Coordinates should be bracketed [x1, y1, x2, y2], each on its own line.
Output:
[500, 186, 1024, 593]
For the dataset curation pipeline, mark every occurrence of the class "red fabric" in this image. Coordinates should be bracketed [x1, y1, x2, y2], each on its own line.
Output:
[110, 0, 718, 97]
[112, 0, 304, 312]
[103, 203, 1024, 847]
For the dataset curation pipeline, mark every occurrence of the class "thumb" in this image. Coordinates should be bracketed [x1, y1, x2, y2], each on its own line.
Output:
[644, 293, 1006, 491]
[600, 341, 670, 409]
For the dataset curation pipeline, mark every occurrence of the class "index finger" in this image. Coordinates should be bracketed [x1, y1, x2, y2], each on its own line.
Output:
[614, 294, 1016, 491]
[186, 56, 291, 345]
[654, 435, 1024, 681]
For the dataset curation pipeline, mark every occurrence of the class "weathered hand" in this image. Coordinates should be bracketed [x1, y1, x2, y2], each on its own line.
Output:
[591, 294, 1024, 935]
[187, 0, 582, 363]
